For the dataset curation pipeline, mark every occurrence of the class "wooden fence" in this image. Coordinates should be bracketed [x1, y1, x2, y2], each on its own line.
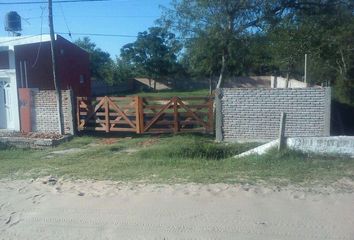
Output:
[77, 96, 214, 134]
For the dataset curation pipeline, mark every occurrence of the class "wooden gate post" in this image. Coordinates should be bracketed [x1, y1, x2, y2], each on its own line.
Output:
[104, 96, 110, 132]
[135, 96, 144, 134]
[207, 98, 214, 133]
[173, 97, 179, 133]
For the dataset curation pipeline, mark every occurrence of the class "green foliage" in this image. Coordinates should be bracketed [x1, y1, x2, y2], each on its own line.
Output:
[74, 1, 354, 105]
[159, 0, 354, 105]
[120, 27, 182, 86]
[113, 58, 134, 83]
[137, 135, 256, 160]
[160, 0, 267, 86]
[75, 37, 135, 85]
[75, 37, 115, 83]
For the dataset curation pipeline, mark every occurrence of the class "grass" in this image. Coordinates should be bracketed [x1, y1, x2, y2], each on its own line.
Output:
[0, 134, 353, 186]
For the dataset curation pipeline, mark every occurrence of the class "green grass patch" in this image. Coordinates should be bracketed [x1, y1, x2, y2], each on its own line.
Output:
[0, 134, 353, 186]
[137, 135, 255, 160]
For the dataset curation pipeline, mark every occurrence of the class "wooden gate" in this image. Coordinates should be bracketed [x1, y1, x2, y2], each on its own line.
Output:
[77, 96, 213, 134]
[77, 96, 138, 132]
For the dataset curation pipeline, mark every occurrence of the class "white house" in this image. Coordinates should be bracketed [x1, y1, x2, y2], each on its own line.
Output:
[0, 44, 20, 131]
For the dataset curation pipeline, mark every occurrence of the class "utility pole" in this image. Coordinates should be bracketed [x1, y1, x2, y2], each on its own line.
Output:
[48, 0, 64, 135]
[304, 54, 308, 84]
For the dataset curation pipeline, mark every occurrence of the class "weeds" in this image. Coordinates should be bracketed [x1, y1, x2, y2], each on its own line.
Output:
[0, 134, 353, 185]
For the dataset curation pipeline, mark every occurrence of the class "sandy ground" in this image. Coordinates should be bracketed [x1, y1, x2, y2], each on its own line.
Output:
[0, 178, 353, 240]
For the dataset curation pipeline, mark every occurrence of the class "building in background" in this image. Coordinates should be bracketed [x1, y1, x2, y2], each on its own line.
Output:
[0, 34, 90, 132]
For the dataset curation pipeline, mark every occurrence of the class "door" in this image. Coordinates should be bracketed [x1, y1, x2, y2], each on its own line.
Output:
[0, 79, 12, 129]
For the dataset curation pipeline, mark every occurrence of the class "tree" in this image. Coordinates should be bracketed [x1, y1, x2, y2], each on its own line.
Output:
[113, 58, 134, 83]
[159, 0, 266, 89]
[120, 27, 182, 90]
[264, 0, 354, 105]
[75, 37, 115, 83]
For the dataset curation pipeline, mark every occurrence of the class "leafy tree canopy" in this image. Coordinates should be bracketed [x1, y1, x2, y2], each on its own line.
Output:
[120, 27, 182, 88]
[75, 37, 115, 83]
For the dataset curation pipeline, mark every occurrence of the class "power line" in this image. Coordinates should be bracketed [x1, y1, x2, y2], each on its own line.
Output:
[0, 0, 110, 5]
[56, 32, 196, 40]
[56, 32, 137, 38]
[60, 15, 159, 18]
[58, 3, 72, 39]
[31, 6, 45, 68]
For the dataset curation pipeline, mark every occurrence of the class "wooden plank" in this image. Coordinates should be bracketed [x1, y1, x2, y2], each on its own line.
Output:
[107, 98, 136, 129]
[77, 95, 214, 134]
[149, 120, 203, 126]
[143, 129, 174, 133]
[80, 127, 107, 131]
[104, 97, 110, 132]
[143, 99, 173, 132]
[144, 104, 209, 108]
[87, 119, 136, 124]
[78, 101, 88, 108]
[96, 96, 133, 101]
[207, 99, 214, 132]
[82, 97, 106, 125]
[79, 112, 136, 117]
[137, 96, 144, 133]
[143, 96, 212, 101]
[142, 112, 209, 118]
[109, 128, 137, 132]
[177, 98, 207, 128]
[135, 96, 141, 134]
[173, 97, 179, 133]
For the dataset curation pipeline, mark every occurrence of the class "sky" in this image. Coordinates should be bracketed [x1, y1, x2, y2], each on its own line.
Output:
[0, 0, 172, 58]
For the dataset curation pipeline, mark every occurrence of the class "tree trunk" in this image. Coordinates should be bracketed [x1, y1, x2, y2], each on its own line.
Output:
[153, 79, 157, 91]
[216, 54, 226, 89]
[285, 72, 289, 88]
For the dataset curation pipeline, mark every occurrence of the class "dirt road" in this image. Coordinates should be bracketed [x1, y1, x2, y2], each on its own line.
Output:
[0, 178, 353, 240]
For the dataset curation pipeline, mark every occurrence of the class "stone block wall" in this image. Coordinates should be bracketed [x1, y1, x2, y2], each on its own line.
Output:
[270, 76, 308, 88]
[215, 88, 331, 142]
[31, 89, 74, 134]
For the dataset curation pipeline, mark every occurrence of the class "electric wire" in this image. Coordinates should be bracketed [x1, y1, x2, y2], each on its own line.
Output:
[0, 0, 111, 5]
[58, 3, 72, 39]
[31, 6, 45, 68]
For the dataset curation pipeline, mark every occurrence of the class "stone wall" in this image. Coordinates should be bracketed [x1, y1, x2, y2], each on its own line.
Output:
[287, 136, 354, 158]
[31, 89, 74, 134]
[216, 87, 331, 142]
[270, 76, 308, 88]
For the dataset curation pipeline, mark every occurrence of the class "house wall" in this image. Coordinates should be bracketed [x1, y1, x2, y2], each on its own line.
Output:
[56, 36, 91, 97]
[0, 51, 9, 69]
[31, 89, 74, 134]
[14, 35, 91, 97]
[215, 88, 331, 142]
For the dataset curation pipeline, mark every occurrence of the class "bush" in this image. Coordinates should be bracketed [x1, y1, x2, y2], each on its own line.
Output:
[137, 135, 257, 160]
